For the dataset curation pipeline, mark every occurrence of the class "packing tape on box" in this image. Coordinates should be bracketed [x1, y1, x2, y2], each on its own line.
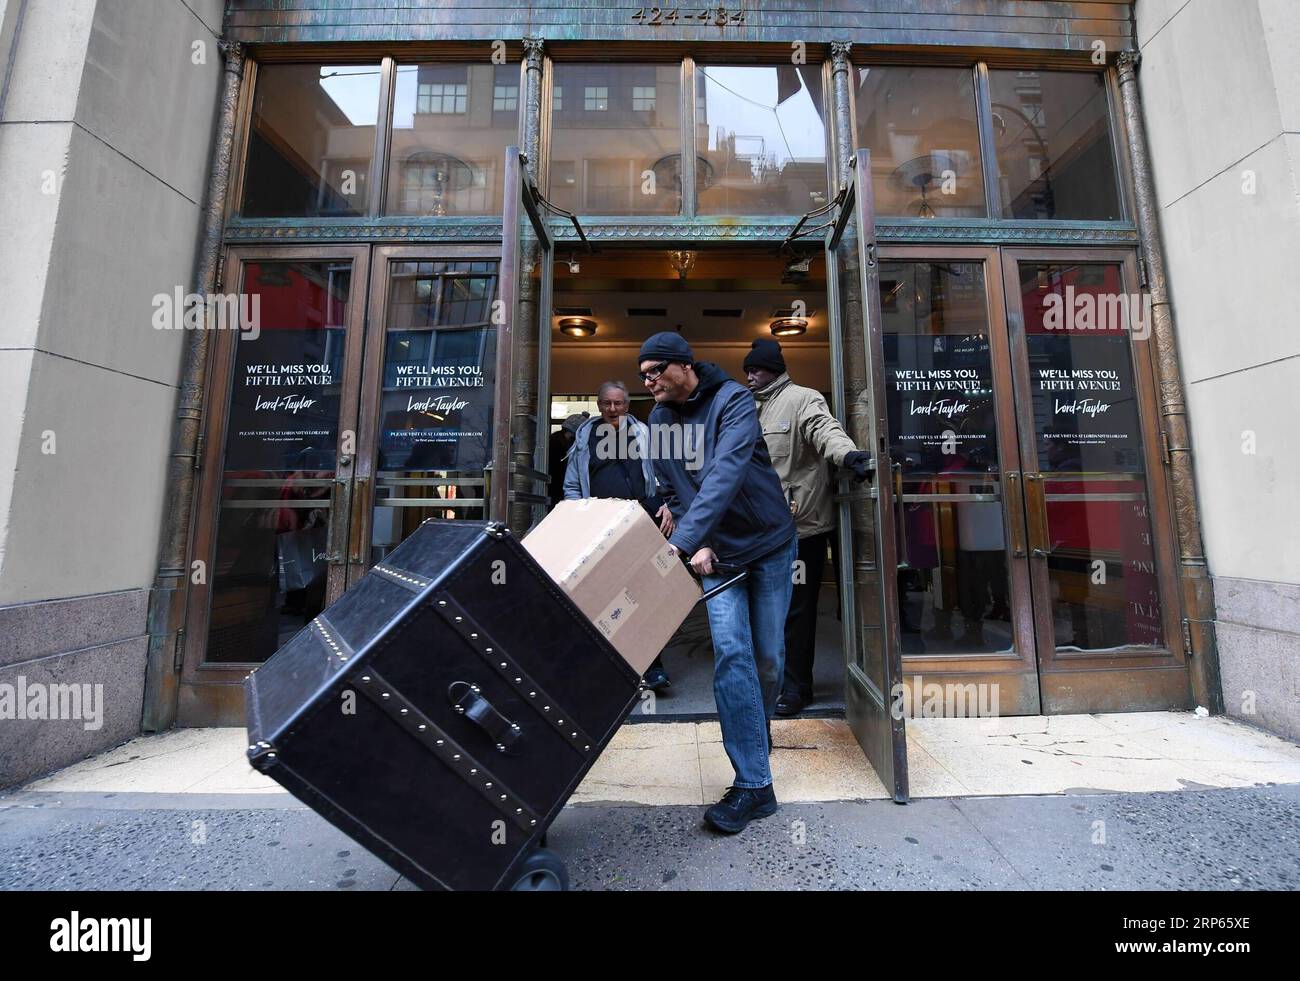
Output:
[557, 506, 636, 589]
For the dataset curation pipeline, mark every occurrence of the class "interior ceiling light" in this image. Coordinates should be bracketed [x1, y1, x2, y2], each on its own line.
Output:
[558, 317, 597, 338]
[667, 250, 697, 280]
[770, 317, 807, 338]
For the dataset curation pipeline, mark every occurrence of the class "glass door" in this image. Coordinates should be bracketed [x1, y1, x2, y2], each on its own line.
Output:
[826, 149, 908, 801]
[877, 248, 1041, 715]
[349, 246, 501, 584]
[180, 247, 369, 724]
[1002, 250, 1190, 713]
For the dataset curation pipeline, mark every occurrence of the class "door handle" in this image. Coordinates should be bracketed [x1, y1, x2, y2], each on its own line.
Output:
[348, 475, 369, 564]
[1024, 472, 1051, 560]
[324, 476, 353, 564]
[892, 462, 911, 570]
[1005, 471, 1027, 558]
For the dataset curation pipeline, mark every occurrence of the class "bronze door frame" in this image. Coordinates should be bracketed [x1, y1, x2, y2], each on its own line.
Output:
[349, 243, 505, 586]
[178, 244, 371, 725]
[877, 244, 1042, 716]
[1000, 246, 1189, 714]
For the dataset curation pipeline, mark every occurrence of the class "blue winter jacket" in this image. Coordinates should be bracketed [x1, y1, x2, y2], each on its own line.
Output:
[651, 362, 795, 566]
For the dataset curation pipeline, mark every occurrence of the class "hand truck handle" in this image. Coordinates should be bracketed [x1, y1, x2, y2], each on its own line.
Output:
[695, 561, 748, 604]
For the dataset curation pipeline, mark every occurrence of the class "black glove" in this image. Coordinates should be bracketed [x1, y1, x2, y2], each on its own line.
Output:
[843, 450, 873, 483]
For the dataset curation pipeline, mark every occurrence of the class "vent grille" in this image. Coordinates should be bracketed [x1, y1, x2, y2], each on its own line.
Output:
[626, 307, 668, 317]
[770, 307, 817, 318]
[702, 309, 744, 318]
[554, 306, 593, 317]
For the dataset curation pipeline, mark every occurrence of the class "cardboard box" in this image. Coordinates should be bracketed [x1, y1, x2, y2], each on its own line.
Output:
[523, 499, 701, 675]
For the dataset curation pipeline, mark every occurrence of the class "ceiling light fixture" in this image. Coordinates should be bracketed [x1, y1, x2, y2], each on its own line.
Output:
[559, 317, 597, 338]
[770, 317, 807, 338]
[667, 250, 697, 280]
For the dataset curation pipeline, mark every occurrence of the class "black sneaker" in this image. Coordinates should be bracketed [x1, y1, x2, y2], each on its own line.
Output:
[642, 664, 671, 692]
[704, 784, 778, 834]
[775, 690, 810, 717]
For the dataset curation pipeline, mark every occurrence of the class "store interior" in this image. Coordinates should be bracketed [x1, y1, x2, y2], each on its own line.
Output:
[544, 247, 847, 719]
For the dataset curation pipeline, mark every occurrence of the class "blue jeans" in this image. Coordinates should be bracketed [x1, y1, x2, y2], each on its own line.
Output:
[702, 535, 797, 789]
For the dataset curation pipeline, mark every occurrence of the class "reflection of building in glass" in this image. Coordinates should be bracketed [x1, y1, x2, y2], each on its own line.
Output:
[390, 63, 521, 216]
[989, 70, 1120, 220]
[1002, 72, 1051, 216]
[855, 66, 987, 218]
[548, 64, 683, 215]
[695, 65, 828, 215]
[243, 65, 382, 217]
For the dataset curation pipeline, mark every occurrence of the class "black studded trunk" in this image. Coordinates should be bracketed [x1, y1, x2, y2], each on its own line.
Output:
[244, 520, 641, 890]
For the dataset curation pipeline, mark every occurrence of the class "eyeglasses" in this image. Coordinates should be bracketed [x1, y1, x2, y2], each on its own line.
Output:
[638, 360, 671, 383]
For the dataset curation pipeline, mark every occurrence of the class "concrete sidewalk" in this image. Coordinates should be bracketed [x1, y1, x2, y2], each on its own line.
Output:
[2, 785, 1297, 891]
[15, 711, 1300, 803]
[3, 710, 1298, 891]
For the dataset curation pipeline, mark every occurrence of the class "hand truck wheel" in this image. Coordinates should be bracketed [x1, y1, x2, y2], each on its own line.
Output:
[508, 847, 569, 891]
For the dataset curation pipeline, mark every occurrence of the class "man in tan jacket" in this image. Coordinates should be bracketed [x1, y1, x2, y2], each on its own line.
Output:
[744, 338, 872, 716]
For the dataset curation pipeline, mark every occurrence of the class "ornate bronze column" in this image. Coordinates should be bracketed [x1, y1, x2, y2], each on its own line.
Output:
[510, 36, 546, 531]
[831, 42, 855, 192]
[522, 36, 544, 176]
[1116, 51, 1223, 712]
[142, 40, 246, 731]
[830, 42, 872, 465]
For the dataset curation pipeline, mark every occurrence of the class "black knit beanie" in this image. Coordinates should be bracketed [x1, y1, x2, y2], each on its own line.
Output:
[638, 331, 694, 365]
[743, 338, 786, 374]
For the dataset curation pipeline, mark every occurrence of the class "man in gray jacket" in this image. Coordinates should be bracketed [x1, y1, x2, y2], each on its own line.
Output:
[563, 380, 675, 691]
[744, 339, 872, 717]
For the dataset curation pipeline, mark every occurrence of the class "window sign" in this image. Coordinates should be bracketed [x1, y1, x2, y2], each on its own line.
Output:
[377, 329, 495, 472]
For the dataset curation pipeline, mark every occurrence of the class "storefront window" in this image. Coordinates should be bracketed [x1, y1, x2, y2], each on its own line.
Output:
[241, 64, 381, 218]
[548, 64, 682, 215]
[695, 64, 828, 216]
[387, 63, 520, 216]
[988, 70, 1122, 220]
[855, 66, 987, 218]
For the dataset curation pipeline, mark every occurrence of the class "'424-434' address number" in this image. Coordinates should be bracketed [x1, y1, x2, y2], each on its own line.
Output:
[632, 7, 748, 26]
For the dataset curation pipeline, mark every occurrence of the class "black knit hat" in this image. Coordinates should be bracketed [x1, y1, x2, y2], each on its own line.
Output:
[743, 338, 786, 374]
[638, 331, 694, 365]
